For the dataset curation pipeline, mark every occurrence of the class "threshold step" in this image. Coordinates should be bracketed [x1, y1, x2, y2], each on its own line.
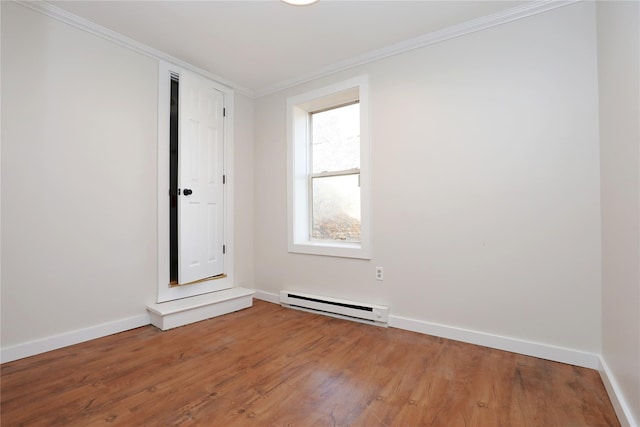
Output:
[146, 287, 254, 330]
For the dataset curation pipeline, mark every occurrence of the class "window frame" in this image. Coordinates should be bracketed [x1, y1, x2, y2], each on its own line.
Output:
[287, 76, 371, 259]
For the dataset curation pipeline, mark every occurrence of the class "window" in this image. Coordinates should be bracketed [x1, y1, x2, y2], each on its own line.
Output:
[311, 102, 360, 241]
[287, 76, 371, 259]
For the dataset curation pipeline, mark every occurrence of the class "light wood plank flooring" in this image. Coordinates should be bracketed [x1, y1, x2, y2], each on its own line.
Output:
[1, 300, 619, 426]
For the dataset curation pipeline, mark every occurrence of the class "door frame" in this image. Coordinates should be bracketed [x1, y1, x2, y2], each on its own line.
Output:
[156, 60, 235, 303]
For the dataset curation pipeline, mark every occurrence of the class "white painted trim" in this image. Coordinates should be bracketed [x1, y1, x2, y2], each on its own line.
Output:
[253, 291, 280, 305]
[253, 288, 601, 369]
[253, 290, 280, 304]
[389, 315, 600, 369]
[0, 314, 150, 364]
[18, 1, 577, 99]
[599, 357, 638, 427]
[255, 0, 580, 97]
[147, 288, 254, 330]
[156, 61, 236, 303]
[287, 76, 371, 259]
[147, 288, 254, 316]
[15, 1, 253, 97]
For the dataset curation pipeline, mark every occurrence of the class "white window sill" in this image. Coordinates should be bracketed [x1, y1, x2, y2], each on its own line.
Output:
[289, 241, 370, 259]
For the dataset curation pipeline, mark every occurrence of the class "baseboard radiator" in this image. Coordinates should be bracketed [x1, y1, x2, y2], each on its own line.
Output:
[279, 290, 389, 327]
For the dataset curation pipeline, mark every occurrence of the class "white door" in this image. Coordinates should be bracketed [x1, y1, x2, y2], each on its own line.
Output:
[178, 71, 225, 284]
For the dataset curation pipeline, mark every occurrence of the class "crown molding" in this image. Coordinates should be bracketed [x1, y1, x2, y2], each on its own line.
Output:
[14, 1, 255, 98]
[16, 0, 579, 100]
[254, 0, 580, 98]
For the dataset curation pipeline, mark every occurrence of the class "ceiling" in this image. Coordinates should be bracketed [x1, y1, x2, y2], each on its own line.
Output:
[51, 1, 527, 96]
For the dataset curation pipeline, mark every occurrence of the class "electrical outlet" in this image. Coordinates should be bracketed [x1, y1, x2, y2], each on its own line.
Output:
[375, 266, 384, 281]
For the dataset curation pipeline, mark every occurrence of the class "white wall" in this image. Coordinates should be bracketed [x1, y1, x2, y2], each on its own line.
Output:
[1, 2, 637, 418]
[0, 2, 255, 352]
[597, 1, 640, 425]
[1, 2, 158, 347]
[254, 2, 602, 353]
[233, 93, 255, 289]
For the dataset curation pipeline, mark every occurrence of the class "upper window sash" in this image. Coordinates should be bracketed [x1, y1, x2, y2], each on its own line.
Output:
[311, 168, 360, 179]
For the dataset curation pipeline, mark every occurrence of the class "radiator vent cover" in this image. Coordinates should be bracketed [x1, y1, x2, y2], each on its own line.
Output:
[280, 291, 388, 326]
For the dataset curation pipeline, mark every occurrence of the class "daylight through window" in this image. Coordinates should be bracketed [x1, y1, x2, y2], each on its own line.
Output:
[287, 76, 370, 259]
[311, 103, 361, 242]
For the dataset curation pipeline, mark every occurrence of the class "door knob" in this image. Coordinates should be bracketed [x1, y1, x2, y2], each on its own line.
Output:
[183, 189, 193, 196]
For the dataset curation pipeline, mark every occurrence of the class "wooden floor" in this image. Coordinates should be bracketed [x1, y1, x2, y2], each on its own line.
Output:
[1, 300, 619, 426]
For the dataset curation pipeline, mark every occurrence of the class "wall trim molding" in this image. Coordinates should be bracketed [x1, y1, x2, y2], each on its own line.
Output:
[388, 315, 600, 369]
[1, 314, 150, 364]
[13, 0, 253, 98]
[253, 290, 280, 304]
[599, 357, 637, 427]
[4, 291, 630, 426]
[16, 0, 578, 99]
[254, 0, 580, 97]
[253, 290, 599, 369]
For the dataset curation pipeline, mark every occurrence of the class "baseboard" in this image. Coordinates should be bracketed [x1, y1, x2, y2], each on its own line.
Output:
[389, 315, 600, 369]
[4, 290, 629, 424]
[599, 357, 638, 427]
[253, 289, 600, 369]
[253, 290, 280, 304]
[1, 313, 150, 364]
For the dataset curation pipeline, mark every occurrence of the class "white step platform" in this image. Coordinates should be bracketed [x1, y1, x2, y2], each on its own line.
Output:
[146, 287, 255, 330]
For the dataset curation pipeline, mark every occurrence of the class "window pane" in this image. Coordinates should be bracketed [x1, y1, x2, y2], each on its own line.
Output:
[312, 103, 360, 173]
[312, 174, 360, 241]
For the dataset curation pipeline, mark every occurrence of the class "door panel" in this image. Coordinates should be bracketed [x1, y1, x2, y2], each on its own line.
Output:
[178, 71, 224, 284]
